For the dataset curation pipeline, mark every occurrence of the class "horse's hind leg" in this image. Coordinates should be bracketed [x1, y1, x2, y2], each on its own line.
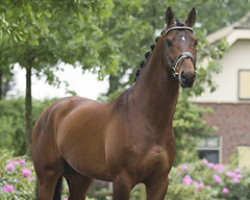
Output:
[64, 166, 93, 200]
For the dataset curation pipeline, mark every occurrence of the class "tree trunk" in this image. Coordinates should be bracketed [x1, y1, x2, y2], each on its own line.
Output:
[0, 69, 2, 100]
[107, 75, 119, 95]
[25, 66, 32, 156]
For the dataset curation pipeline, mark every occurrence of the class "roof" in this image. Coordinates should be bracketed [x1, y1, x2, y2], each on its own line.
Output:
[207, 12, 250, 46]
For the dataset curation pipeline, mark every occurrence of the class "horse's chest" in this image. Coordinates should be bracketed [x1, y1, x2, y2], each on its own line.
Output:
[137, 146, 172, 180]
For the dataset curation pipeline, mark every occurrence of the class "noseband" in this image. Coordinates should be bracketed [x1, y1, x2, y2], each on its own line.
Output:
[164, 26, 196, 79]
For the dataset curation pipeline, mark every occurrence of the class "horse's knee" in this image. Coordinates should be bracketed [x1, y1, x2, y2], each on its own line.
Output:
[37, 180, 58, 200]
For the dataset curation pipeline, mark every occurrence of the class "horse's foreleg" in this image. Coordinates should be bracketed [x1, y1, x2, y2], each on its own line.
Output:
[37, 173, 62, 200]
[145, 176, 169, 200]
[64, 171, 93, 200]
[113, 173, 133, 200]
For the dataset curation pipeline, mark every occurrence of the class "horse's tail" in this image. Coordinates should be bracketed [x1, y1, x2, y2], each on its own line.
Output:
[53, 176, 63, 200]
[35, 179, 39, 200]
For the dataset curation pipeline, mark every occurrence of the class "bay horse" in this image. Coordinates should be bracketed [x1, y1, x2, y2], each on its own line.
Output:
[32, 7, 197, 200]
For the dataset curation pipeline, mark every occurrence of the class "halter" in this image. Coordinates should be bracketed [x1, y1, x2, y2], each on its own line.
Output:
[163, 26, 196, 79]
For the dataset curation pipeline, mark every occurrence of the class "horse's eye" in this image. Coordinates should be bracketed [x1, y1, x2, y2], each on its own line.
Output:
[167, 40, 173, 47]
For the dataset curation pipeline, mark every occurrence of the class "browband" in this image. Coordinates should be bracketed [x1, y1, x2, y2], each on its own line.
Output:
[163, 26, 196, 79]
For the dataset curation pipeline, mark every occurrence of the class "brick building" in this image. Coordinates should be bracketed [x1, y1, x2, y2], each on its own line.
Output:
[193, 13, 250, 167]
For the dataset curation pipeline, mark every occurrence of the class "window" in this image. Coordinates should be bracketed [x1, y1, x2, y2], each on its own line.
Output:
[197, 136, 221, 164]
[238, 70, 250, 100]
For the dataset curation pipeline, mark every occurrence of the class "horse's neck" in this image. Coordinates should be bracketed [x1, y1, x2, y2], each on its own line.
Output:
[130, 42, 179, 131]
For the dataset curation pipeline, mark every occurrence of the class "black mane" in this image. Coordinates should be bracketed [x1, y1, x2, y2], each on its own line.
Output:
[175, 19, 184, 26]
[134, 33, 162, 82]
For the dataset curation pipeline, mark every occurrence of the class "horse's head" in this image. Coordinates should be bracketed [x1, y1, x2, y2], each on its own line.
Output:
[162, 7, 197, 88]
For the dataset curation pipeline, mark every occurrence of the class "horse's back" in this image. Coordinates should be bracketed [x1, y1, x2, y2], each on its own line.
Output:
[33, 97, 94, 137]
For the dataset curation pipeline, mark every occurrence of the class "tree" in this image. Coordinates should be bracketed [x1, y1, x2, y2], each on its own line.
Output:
[0, 97, 57, 155]
[0, 65, 14, 100]
[1, 0, 249, 157]
[103, 0, 250, 97]
[1, 0, 117, 155]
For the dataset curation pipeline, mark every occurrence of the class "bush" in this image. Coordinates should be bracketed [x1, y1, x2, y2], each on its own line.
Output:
[166, 160, 250, 200]
[0, 149, 101, 200]
[0, 150, 35, 199]
[0, 97, 57, 155]
[1, 148, 249, 200]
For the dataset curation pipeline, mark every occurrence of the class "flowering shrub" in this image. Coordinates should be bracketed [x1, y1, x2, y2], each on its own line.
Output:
[166, 159, 250, 200]
[0, 150, 35, 199]
[1, 149, 250, 200]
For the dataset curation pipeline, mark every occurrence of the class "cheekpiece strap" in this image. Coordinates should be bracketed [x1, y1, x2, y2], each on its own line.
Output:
[163, 26, 195, 79]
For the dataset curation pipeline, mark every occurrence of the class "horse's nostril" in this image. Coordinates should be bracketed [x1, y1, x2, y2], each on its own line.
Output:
[193, 73, 196, 81]
[181, 71, 185, 79]
[181, 71, 196, 83]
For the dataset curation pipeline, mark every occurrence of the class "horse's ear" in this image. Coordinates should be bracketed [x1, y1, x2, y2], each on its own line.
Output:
[185, 8, 196, 27]
[166, 7, 175, 26]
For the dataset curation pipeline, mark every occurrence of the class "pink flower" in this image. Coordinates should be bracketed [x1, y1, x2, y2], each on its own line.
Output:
[5, 163, 15, 171]
[235, 168, 241, 174]
[11, 160, 19, 165]
[213, 174, 221, 183]
[193, 181, 199, 188]
[232, 178, 240, 184]
[213, 164, 225, 173]
[222, 188, 229, 194]
[22, 168, 32, 179]
[193, 181, 204, 189]
[183, 175, 193, 186]
[19, 159, 26, 167]
[198, 182, 204, 188]
[235, 174, 243, 179]
[182, 164, 189, 171]
[2, 184, 14, 193]
[226, 171, 235, 178]
[208, 163, 214, 169]
[202, 159, 208, 165]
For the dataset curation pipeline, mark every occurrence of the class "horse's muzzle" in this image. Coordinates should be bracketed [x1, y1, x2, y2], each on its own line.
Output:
[180, 70, 196, 88]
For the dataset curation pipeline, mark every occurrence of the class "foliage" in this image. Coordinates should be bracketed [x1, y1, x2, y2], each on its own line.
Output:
[165, 160, 250, 200]
[76, 159, 250, 200]
[1, 0, 118, 85]
[0, 98, 25, 155]
[0, 0, 248, 160]
[173, 93, 216, 165]
[1, 149, 249, 200]
[1, 0, 119, 154]
[0, 97, 56, 155]
[0, 149, 35, 199]
[167, 0, 250, 34]
[101, 0, 248, 97]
